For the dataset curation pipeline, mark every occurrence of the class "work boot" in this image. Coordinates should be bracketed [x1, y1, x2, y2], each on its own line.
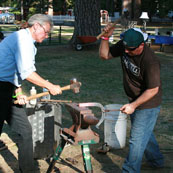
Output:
[97, 143, 110, 154]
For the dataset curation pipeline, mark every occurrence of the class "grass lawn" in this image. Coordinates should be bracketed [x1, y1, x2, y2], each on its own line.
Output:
[23, 43, 173, 128]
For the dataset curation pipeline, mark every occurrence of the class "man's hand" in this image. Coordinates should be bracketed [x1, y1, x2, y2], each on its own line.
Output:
[120, 103, 136, 115]
[14, 87, 28, 105]
[48, 84, 62, 95]
[16, 94, 28, 105]
[102, 23, 115, 37]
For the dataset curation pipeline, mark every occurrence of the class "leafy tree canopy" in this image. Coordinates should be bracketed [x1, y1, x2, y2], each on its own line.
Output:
[0, 0, 172, 19]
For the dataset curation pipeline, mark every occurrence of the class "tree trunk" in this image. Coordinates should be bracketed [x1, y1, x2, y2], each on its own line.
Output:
[48, 0, 53, 16]
[70, 0, 101, 47]
[21, 0, 24, 20]
[122, 0, 141, 19]
[106, 0, 116, 16]
[133, 0, 141, 19]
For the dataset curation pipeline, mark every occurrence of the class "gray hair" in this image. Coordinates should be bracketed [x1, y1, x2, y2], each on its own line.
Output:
[28, 14, 53, 29]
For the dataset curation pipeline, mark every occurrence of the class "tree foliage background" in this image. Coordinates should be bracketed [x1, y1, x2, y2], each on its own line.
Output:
[0, 0, 172, 20]
[141, 0, 173, 18]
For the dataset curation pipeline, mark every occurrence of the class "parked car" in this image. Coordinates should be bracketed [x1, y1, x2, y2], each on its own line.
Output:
[0, 13, 15, 24]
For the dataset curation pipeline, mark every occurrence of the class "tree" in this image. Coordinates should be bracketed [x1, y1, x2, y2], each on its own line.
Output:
[53, 0, 74, 15]
[48, 0, 53, 16]
[141, 0, 173, 18]
[21, 0, 24, 20]
[70, 0, 101, 47]
[141, 0, 157, 19]
[132, 0, 141, 19]
[100, 0, 121, 16]
[122, 0, 142, 20]
[155, 0, 173, 18]
[106, 0, 121, 16]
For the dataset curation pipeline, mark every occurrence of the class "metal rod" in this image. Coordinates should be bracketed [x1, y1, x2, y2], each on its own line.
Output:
[40, 99, 72, 103]
[47, 138, 66, 173]
[105, 109, 120, 112]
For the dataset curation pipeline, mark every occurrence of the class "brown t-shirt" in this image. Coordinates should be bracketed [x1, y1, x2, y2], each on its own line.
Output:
[110, 40, 162, 109]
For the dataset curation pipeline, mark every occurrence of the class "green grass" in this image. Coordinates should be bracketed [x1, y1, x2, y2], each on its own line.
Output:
[0, 25, 18, 31]
[23, 45, 127, 105]
[23, 44, 173, 104]
[61, 28, 74, 33]
[157, 52, 173, 103]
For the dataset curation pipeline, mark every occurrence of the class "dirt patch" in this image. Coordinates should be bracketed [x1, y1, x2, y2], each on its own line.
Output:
[0, 117, 173, 173]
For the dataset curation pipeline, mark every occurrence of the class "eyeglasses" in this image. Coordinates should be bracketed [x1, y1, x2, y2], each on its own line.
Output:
[38, 23, 50, 36]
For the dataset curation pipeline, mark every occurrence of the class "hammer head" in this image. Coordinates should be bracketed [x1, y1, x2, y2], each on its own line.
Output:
[70, 78, 81, 93]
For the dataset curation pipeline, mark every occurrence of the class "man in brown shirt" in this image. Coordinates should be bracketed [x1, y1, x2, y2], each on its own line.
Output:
[99, 27, 164, 172]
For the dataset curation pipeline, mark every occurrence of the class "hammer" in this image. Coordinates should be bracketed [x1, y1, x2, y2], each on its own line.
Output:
[14, 78, 81, 104]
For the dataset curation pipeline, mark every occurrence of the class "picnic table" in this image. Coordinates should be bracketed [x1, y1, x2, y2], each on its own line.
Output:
[148, 35, 173, 51]
[148, 35, 173, 44]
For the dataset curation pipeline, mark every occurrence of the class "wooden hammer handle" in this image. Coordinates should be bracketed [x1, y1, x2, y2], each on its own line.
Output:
[61, 85, 71, 90]
[14, 91, 49, 104]
[96, 17, 121, 40]
[14, 84, 72, 104]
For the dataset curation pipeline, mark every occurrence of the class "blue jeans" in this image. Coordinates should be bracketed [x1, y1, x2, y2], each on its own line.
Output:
[122, 106, 164, 173]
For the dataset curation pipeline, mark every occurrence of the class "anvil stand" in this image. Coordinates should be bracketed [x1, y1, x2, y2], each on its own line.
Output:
[47, 103, 100, 173]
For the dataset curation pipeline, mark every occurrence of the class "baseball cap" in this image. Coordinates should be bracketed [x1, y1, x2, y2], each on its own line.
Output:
[123, 28, 145, 47]
[133, 28, 148, 41]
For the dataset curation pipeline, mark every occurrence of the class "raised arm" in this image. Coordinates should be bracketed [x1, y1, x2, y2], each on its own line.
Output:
[99, 23, 115, 60]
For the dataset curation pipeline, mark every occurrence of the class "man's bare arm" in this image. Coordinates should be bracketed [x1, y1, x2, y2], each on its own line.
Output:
[26, 72, 62, 95]
[99, 40, 113, 60]
[120, 87, 159, 114]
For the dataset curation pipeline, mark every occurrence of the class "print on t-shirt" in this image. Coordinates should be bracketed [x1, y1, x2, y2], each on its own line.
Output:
[122, 54, 140, 77]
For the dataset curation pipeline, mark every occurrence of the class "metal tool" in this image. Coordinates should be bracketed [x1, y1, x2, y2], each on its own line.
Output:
[40, 99, 72, 103]
[14, 78, 81, 104]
